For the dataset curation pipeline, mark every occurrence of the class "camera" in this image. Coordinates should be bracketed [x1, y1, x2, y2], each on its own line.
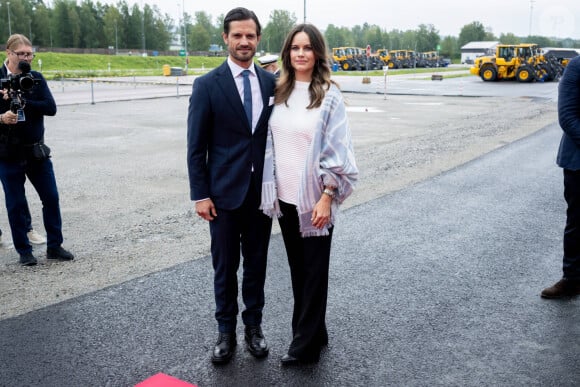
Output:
[1, 61, 39, 114]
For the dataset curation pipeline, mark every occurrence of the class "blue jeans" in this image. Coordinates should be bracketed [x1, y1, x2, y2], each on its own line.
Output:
[563, 169, 580, 280]
[0, 158, 63, 255]
[0, 202, 32, 236]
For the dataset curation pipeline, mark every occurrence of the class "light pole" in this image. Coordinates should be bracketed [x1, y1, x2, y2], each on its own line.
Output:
[7, 1, 12, 36]
[303, 0, 306, 23]
[529, 0, 536, 36]
[114, 21, 118, 55]
[141, 2, 146, 54]
[182, 0, 187, 55]
[29, 6, 36, 43]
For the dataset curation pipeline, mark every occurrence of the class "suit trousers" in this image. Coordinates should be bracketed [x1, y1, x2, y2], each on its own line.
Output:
[0, 157, 63, 255]
[563, 169, 580, 280]
[210, 173, 272, 333]
[278, 200, 332, 360]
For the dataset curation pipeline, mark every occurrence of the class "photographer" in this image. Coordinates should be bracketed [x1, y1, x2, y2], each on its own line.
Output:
[0, 34, 73, 266]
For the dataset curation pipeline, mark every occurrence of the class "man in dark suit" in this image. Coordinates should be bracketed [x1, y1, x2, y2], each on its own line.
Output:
[187, 7, 276, 364]
[542, 55, 580, 298]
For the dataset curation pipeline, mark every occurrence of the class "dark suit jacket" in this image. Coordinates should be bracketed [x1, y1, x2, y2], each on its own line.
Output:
[557, 56, 580, 171]
[187, 61, 276, 209]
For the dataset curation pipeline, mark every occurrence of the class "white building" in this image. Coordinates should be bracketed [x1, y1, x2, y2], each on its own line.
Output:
[460, 41, 499, 64]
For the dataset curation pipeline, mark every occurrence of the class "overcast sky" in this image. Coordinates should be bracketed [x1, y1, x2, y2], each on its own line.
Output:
[123, 1, 579, 39]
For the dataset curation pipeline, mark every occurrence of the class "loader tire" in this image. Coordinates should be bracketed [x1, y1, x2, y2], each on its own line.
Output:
[516, 67, 532, 82]
[481, 66, 497, 81]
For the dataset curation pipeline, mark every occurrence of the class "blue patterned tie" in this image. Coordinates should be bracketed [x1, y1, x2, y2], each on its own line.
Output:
[242, 69, 252, 126]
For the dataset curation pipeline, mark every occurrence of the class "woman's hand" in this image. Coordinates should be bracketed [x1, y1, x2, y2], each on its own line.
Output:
[311, 194, 332, 229]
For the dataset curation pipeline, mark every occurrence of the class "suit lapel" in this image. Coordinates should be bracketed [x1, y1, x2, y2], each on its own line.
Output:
[214, 62, 273, 134]
[214, 62, 250, 129]
[255, 67, 273, 132]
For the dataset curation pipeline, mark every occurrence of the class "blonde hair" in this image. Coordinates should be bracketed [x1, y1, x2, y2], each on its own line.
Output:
[6, 34, 32, 51]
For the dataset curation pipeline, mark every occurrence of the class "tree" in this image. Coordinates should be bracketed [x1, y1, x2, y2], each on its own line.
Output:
[416, 24, 440, 52]
[103, 6, 123, 50]
[499, 33, 520, 45]
[153, 12, 173, 51]
[400, 30, 417, 50]
[52, 0, 80, 48]
[560, 38, 575, 48]
[524, 35, 555, 47]
[79, 0, 102, 48]
[31, 3, 52, 47]
[0, 1, 570, 55]
[215, 14, 225, 35]
[68, 4, 82, 48]
[388, 29, 403, 50]
[189, 24, 210, 51]
[363, 25, 385, 52]
[483, 27, 497, 41]
[262, 10, 296, 54]
[6, 0, 28, 40]
[458, 21, 488, 47]
[440, 35, 458, 60]
[126, 4, 143, 50]
[193, 11, 219, 47]
[324, 25, 352, 49]
[351, 25, 365, 47]
[194, 11, 213, 34]
[143, 4, 170, 51]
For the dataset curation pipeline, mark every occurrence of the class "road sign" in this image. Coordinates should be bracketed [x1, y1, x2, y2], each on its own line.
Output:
[366, 45, 371, 57]
[179, 50, 186, 57]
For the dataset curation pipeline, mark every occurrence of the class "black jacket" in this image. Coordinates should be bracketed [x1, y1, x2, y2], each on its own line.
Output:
[0, 63, 56, 159]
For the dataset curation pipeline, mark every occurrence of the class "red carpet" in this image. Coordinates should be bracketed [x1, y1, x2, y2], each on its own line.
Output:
[135, 372, 197, 387]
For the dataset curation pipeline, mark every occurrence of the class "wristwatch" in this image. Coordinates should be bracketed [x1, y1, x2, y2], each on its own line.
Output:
[322, 188, 336, 198]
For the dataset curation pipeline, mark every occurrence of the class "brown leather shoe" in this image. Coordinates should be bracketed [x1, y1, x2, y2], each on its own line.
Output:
[541, 279, 580, 299]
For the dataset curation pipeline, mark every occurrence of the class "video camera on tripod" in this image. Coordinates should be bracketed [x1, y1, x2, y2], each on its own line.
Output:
[1, 61, 39, 121]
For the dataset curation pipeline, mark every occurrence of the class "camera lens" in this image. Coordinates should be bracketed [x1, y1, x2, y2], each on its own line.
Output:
[19, 76, 34, 91]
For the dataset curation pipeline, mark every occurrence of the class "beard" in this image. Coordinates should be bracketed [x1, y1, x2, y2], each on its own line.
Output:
[229, 45, 256, 63]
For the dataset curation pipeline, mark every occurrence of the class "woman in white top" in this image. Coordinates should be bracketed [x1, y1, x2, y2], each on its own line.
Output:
[261, 23, 358, 365]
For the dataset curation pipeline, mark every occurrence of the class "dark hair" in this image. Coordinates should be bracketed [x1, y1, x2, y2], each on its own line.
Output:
[223, 7, 261, 36]
[276, 23, 334, 109]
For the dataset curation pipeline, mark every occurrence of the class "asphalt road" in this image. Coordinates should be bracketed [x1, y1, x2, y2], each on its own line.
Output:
[1, 71, 578, 386]
[1, 121, 577, 386]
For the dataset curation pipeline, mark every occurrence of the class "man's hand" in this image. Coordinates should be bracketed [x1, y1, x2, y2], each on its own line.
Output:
[196, 198, 217, 221]
[0, 110, 18, 125]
